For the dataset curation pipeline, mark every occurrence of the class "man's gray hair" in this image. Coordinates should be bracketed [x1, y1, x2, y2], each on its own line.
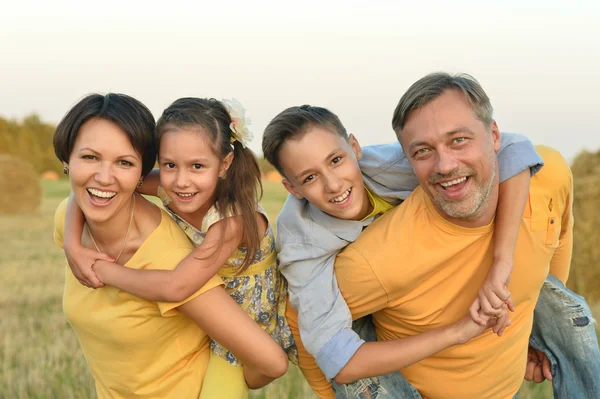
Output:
[392, 72, 494, 140]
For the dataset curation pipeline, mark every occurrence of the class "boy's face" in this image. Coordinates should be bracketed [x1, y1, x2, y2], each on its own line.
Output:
[279, 126, 372, 221]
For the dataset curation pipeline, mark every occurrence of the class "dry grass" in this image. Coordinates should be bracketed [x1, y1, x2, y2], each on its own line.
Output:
[0, 154, 42, 214]
[1, 179, 596, 398]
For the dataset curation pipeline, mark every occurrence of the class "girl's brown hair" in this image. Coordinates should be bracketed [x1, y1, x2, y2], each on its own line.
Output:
[156, 98, 263, 273]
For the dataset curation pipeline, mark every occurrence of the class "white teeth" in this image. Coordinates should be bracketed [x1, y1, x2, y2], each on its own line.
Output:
[330, 188, 351, 204]
[440, 177, 467, 188]
[87, 188, 117, 198]
[177, 193, 195, 198]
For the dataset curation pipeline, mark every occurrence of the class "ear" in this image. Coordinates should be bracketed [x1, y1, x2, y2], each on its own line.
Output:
[63, 161, 69, 168]
[219, 152, 234, 177]
[490, 121, 501, 152]
[282, 178, 304, 200]
[348, 134, 362, 161]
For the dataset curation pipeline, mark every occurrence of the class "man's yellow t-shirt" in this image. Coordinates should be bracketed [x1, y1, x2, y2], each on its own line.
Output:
[361, 187, 395, 221]
[54, 199, 224, 399]
[332, 146, 573, 399]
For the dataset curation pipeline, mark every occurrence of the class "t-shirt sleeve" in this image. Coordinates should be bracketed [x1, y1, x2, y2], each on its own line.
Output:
[152, 247, 225, 317]
[53, 198, 69, 249]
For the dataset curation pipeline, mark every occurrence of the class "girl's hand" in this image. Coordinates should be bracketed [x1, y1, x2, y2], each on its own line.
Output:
[64, 244, 113, 288]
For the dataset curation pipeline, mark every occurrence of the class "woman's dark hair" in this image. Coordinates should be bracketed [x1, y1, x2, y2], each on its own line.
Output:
[156, 98, 263, 273]
[53, 93, 157, 177]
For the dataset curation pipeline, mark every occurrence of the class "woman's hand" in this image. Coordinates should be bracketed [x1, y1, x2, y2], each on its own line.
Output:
[64, 243, 112, 288]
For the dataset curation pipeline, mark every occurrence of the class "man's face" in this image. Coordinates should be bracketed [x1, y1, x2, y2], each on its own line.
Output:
[279, 126, 372, 221]
[400, 89, 501, 225]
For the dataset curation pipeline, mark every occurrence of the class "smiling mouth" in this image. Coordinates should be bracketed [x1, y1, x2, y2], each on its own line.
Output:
[87, 188, 117, 199]
[439, 176, 468, 189]
[330, 188, 352, 204]
[176, 192, 197, 199]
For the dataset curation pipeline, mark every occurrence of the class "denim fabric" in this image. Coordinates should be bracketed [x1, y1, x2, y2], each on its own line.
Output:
[331, 315, 422, 399]
[276, 135, 544, 379]
[529, 274, 600, 399]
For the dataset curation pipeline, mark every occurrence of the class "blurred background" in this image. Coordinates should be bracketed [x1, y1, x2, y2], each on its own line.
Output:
[1, 1, 598, 398]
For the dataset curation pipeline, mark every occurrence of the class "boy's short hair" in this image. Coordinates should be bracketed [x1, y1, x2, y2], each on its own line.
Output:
[262, 105, 348, 175]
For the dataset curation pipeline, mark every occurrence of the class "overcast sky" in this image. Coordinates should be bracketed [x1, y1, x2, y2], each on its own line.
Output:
[1, 0, 599, 160]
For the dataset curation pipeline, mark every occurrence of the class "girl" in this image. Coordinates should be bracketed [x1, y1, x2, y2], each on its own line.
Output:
[64, 97, 296, 398]
[55, 93, 288, 399]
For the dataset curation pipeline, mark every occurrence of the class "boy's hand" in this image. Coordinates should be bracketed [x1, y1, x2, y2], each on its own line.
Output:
[453, 314, 497, 345]
[470, 258, 515, 325]
[525, 346, 552, 382]
[65, 244, 112, 288]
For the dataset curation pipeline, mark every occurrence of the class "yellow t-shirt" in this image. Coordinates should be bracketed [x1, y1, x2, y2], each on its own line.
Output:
[332, 146, 573, 399]
[360, 187, 395, 221]
[54, 198, 224, 399]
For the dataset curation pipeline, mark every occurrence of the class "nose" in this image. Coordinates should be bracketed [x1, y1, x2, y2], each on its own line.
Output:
[435, 148, 459, 176]
[175, 169, 190, 188]
[323, 171, 343, 193]
[95, 162, 115, 186]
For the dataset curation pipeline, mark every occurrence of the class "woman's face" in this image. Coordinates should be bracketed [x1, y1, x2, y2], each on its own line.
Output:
[65, 118, 143, 224]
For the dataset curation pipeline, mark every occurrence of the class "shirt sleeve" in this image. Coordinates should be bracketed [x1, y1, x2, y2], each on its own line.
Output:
[53, 198, 69, 249]
[497, 133, 544, 182]
[151, 248, 225, 317]
[549, 161, 574, 284]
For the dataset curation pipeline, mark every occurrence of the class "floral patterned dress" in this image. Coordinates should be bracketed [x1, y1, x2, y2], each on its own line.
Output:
[157, 187, 298, 366]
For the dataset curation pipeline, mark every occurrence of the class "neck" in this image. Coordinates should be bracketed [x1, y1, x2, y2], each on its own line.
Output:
[86, 193, 137, 251]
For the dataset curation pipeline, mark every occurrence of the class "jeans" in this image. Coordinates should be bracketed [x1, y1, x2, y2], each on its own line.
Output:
[333, 275, 600, 399]
[529, 274, 600, 399]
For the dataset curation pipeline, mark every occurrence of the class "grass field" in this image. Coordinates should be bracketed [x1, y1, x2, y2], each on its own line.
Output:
[0, 179, 597, 398]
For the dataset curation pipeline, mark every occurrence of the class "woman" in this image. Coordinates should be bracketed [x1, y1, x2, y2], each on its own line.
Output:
[52, 93, 288, 398]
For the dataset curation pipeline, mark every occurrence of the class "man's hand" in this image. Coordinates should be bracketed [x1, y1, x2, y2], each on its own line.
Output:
[64, 244, 112, 288]
[470, 258, 515, 326]
[525, 346, 553, 383]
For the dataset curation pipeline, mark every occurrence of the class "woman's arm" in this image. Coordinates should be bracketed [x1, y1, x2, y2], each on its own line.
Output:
[136, 168, 161, 196]
[178, 286, 288, 389]
[94, 217, 243, 302]
[64, 193, 112, 288]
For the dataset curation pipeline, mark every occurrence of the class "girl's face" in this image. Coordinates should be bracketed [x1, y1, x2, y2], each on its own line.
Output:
[66, 118, 142, 224]
[158, 127, 232, 220]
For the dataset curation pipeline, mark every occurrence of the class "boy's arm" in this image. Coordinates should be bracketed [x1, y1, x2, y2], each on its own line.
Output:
[94, 217, 243, 302]
[136, 168, 160, 196]
[470, 133, 543, 324]
[64, 193, 112, 288]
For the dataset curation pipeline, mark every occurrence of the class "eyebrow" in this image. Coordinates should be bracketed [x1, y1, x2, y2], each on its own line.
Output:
[293, 148, 342, 181]
[78, 147, 139, 160]
[159, 155, 210, 163]
[408, 128, 474, 152]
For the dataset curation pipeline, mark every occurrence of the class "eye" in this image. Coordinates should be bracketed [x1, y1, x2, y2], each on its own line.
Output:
[331, 156, 342, 164]
[414, 148, 429, 157]
[192, 164, 204, 170]
[163, 162, 175, 169]
[303, 175, 315, 184]
[118, 160, 133, 167]
[81, 155, 96, 160]
[453, 137, 466, 144]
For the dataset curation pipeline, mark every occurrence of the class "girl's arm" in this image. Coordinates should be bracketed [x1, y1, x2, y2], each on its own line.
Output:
[63, 193, 112, 288]
[136, 168, 160, 196]
[469, 169, 530, 325]
[178, 286, 288, 389]
[94, 217, 243, 302]
[333, 313, 497, 384]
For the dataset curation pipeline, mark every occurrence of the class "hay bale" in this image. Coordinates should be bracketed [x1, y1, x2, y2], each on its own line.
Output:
[568, 149, 600, 302]
[264, 170, 282, 182]
[0, 154, 42, 214]
[41, 170, 59, 181]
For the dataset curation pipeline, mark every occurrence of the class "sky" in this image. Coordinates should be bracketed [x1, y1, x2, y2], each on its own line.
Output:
[1, 0, 599, 161]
